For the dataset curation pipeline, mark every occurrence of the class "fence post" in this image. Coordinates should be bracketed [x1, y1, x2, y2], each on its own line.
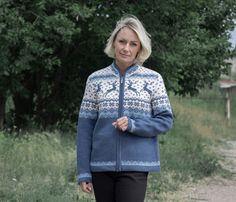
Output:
[225, 89, 231, 126]
[220, 80, 236, 126]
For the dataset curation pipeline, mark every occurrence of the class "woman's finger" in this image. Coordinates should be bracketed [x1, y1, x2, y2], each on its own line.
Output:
[80, 182, 93, 193]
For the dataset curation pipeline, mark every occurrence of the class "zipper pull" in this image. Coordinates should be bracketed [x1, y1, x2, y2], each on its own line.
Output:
[120, 76, 124, 84]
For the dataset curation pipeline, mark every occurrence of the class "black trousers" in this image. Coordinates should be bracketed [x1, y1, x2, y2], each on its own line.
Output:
[92, 171, 148, 202]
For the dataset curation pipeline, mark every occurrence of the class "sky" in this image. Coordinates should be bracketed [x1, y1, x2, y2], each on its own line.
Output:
[229, 28, 236, 47]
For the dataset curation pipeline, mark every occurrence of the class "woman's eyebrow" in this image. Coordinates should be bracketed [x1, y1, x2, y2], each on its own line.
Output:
[118, 37, 139, 43]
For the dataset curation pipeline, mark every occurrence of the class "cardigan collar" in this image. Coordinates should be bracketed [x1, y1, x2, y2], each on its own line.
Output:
[111, 61, 139, 76]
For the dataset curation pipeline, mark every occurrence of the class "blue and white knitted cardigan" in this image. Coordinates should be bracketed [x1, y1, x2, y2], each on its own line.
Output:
[77, 62, 173, 183]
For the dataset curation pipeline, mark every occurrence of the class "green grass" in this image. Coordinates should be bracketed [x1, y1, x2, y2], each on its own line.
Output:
[0, 132, 81, 202]
[0, 85, 236, 202]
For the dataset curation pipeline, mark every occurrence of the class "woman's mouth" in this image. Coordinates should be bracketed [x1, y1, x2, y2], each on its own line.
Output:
[120, 53, 130, 57]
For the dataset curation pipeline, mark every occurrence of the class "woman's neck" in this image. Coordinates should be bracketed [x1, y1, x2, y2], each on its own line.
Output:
[115, 61, 133, 75]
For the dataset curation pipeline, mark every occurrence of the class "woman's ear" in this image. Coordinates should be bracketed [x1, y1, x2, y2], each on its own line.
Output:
[136, 50, 140, 58]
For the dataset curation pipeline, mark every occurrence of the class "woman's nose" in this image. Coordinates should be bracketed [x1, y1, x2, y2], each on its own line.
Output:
[123, 43, 130, 51]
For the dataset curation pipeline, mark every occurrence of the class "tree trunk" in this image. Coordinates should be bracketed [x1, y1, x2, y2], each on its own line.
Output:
[13, 72, 36, 129]
[0, 95, 6, 129]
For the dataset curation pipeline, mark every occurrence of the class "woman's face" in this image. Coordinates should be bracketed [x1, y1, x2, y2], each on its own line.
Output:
[113, 27, 141, 69]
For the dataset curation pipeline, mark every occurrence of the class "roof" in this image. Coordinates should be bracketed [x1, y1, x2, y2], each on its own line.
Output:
[220, 79, 236, 89]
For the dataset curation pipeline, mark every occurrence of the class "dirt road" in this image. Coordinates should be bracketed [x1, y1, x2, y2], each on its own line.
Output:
[179, 141, 236, 202]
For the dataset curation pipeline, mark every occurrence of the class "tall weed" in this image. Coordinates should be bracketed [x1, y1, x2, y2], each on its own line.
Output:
[1, 85, 236, 202]
[145, 86, 236, 201]
[0, 132, 79, 202]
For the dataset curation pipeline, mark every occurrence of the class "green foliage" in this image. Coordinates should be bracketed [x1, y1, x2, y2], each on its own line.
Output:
[139, 0, 236, 96]
[0, 0, 94, 128]
[1, 0, 236, 129]
[160, 120, 219, 179]
[85, 0, 236, 96]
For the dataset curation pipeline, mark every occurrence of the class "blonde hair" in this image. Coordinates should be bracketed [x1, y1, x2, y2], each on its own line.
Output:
[104, 15, 152, 65]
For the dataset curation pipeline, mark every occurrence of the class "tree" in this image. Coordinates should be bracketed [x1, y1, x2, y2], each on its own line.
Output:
[0, 0, 94, 129]
[1, 0, 236, 129]
[87, 0, 236, 95]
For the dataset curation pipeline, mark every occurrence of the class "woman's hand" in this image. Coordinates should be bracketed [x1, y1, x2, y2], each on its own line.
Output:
[80, 182, 93, 193]
[112, 116, 129, 131]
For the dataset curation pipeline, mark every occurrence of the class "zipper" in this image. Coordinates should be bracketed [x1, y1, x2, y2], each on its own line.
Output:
[116, 74, 125, 171]
[119, 76, 125, 116]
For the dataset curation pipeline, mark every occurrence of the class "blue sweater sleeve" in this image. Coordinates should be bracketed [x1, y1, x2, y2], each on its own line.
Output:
[76, 76, 97, 183]
[127, 109, 173, 137]
[77, 118, 96, 183]
[127, 75, 173, 137]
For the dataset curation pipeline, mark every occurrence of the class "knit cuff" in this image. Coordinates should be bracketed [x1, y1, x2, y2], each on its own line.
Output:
[77, 173, 92, 184]
[127, 118, 135, 133]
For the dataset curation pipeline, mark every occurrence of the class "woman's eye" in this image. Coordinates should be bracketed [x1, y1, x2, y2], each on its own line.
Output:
[130, 42, 137, 47]
[119, 40, 125, 43]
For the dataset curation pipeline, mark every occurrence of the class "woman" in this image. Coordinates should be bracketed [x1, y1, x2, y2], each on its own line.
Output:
[77, 15, 173, 202]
